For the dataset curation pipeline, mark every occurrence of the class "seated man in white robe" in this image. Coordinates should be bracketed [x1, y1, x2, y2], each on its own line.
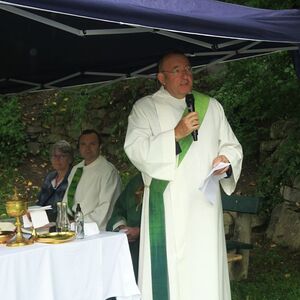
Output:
[124, 52, 243, 300]
[63, 129, 121, 231]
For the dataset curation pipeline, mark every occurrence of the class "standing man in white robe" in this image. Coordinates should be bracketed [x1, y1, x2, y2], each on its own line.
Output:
[124, 52, 243, 300]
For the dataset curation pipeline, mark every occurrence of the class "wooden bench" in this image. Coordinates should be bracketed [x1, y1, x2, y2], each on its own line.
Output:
[222, 194, 260, 280]
[227, 252, 243, 263]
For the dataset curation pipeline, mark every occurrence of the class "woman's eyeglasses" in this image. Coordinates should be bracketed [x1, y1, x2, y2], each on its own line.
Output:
[51, 154, 68, 160]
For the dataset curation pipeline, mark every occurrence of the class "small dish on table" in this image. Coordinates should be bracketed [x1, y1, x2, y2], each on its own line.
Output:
[36, 231, 76, 244]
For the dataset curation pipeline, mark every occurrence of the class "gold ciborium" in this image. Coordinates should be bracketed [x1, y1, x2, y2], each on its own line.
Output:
[5, 191, 33, 247]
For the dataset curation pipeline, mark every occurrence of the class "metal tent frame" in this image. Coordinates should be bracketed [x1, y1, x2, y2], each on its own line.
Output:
[1, 1, 299, 94]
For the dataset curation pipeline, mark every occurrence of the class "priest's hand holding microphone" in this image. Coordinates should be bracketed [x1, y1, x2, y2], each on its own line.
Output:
[174, 93, 199, 141]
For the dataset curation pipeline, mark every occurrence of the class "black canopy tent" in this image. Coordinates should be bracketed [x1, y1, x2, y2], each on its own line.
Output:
[0, 0, 300, 95]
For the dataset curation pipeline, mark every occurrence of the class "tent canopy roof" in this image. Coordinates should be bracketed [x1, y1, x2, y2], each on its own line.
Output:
[1, 0, 299, 94]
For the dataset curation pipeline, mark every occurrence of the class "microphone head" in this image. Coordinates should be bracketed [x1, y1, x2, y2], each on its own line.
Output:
[185, 93, 195, 112]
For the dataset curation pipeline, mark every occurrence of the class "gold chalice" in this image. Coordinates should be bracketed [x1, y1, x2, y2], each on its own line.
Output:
[5, 193, 33, 247]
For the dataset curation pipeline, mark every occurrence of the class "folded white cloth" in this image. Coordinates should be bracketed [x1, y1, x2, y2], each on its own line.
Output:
[84, 222, 100, 236]
[70, 222, 100, 237]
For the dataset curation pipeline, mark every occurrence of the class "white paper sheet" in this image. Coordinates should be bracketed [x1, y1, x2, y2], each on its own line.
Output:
[22, 205, 51, 229]
[0, 222, 15, 231]
[199, 162, 231, 204]
[28, 205, 52, 211]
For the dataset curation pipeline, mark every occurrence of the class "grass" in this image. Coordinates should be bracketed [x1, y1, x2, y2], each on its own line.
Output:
[231, 236, 300, 300]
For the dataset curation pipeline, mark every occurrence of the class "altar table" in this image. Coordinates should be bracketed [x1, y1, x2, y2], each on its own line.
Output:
[0, 232, 141, 300]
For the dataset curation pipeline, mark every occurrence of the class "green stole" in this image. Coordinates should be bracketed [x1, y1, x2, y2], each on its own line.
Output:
[67, 166, 83, 211]
[149, 91, 209, 300]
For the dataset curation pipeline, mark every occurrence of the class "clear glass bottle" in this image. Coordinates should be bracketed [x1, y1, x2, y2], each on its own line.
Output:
[61, 202, 70, 232]
[75, 203, 84, 239]
[56, 202, 62, 232]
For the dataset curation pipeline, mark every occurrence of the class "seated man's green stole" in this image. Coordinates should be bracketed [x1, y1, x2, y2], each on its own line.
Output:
[67, 167, 83, 211]
[149, 91, 209, 300]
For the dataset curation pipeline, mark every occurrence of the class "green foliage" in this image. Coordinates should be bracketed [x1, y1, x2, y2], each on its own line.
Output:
[257, 124, 300, 213]
[39, 88, 94, 160]
[0, 169, 16, 208]
[0, 96, 26, 167]
[198, 52, 300, 159]
[0, 168, 27, 217]
[42, 88, 90, 131]
[0, 176, 38, 217]
[0, 96, 47, 215]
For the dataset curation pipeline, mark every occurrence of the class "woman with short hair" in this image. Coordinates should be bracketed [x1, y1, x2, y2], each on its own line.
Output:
[37, 140, 73, 222]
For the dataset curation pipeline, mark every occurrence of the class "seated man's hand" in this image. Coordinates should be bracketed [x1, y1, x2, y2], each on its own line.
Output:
[119, 226, 140, 243]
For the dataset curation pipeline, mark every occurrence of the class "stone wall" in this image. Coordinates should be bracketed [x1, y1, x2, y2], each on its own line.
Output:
[262, 119, 300, 250]
[224, 119, 300, 251]
[267, 175, 300, 250]
[21, 90, 128, 169]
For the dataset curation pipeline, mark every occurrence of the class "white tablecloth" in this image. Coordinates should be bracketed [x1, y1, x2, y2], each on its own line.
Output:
[0, 232, 141, 300]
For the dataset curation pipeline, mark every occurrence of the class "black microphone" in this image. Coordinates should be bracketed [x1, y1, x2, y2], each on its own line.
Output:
[185, 93, 198, 141]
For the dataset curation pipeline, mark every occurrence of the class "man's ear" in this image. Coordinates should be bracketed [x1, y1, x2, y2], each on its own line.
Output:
[157, 72, 165, 86]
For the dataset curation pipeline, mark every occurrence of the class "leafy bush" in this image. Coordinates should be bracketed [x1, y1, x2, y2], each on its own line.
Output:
[256, 123, 300, 212]
[0, 96, 26, 167]
[0, 168, 26, 216]
[0, 96, 29, 214]
[198, 52, 300, 160]
[42, 88, 91, 132]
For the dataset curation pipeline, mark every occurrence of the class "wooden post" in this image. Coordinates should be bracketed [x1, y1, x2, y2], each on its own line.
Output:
[229, 213, 252, 280]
